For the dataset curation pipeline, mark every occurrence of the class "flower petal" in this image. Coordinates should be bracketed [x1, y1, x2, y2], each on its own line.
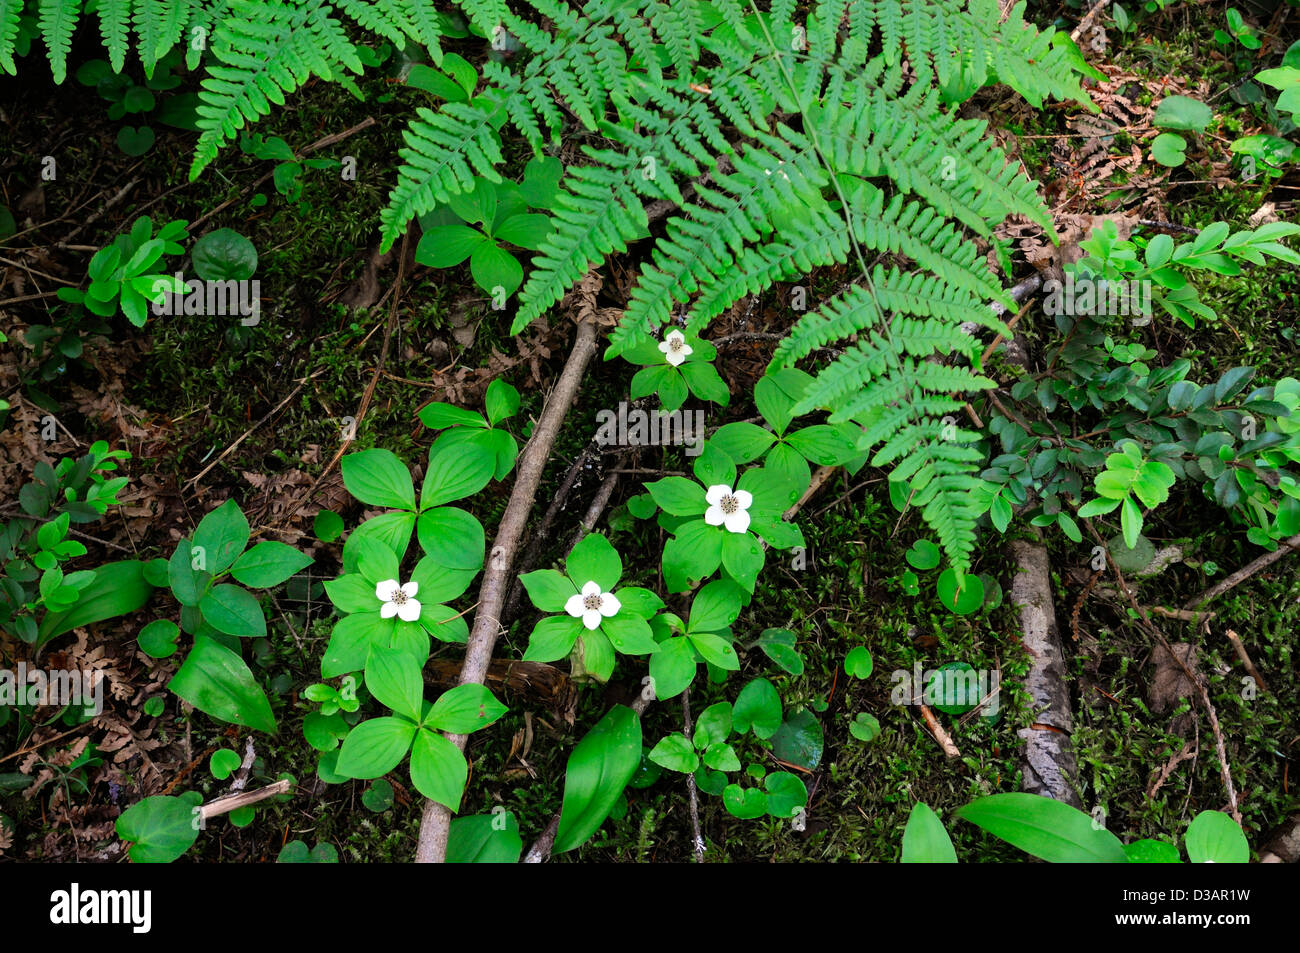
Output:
[582, 608, 602, 630]
[704, 505, 726, 526]
[680, 344, 693, 357]
[705, 484, 731, 506]
[724, 509, 751, 534]
[380, 601, 399, 619]
[565, 593, 586, 618]
[665, 350, 686, 367]
[401, 581, 419, 598]
[732, 489, 753, 510]
[658, 341, 671, 353]
[581, 580, 602, 596]
[398, 599, 422, 622]
[599, 592, 621, 617]
[376, 579, 400, 601]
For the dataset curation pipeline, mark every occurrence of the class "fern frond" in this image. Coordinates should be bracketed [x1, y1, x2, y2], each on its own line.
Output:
[38, 0, 80, 83]
[135, 0, 195, 77]
[0, 0, 25, 74]
[336, 0, 419, 51]
[379, 96, 510, 250]
[398, 0, 446, 60]
[190, 0, 361, 181]
[95, 0, 133, 73]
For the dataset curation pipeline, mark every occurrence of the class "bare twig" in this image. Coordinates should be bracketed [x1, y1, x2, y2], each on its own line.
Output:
[1224, 629, 1268, 694]
[200, 779, 292, 820]
[1183, 534, 1300, 610]
[415, 307, 600, 863]
[682, 688, 706, 862]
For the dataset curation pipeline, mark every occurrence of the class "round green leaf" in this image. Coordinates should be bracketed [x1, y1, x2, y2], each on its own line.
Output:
[361, 778, 395, 812]
[905, 539, 941, 570]
[209, 748, 242, 780]
[116, 126, 155, 156]
[770, 709, 823, 771]
[732, 677, 782, 739]
[138, 619, 180, 659]
[1184, 810, 1249, 863]
[192, 228, 258, 281]
[936, 568, 984, 615]
[849, 711, 881, 742]
[844, 646, 873, 679]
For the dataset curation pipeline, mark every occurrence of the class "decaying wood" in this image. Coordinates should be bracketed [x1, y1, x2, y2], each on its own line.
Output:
[1259, 813, 1300, 863]
[423, 658, 578, 726]
[200, 779, 292, 820]
[1008, 537, 1082, 807]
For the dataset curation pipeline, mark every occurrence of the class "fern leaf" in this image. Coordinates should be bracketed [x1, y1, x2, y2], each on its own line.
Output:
[95, 0, 132, 73]
[0, 0, 24, 74]
[38, 0, 80, 84]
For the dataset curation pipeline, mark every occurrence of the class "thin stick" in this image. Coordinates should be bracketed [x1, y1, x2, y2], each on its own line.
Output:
[415, 311, 599, 864]
[1183, 534, 1300, 610]
[682, 688, 706, 862]
[199, 779, 292, 820]
[917, 697, 961, 758]
[1070, 0, 1112, 42]
[1225, 629, 1268, 694]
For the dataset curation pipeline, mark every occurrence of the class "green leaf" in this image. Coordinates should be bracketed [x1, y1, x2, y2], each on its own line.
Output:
[844, 646, 874, 679]
[422, 437, 496, 507]
[342, 449, 417, 511]
[721, 530, 764, 591]
[722, 783, 768, 819]
[426, 683, 508, 733]
[681, 360, 730, 405]
[785, 424, 861, 465]
[1184, 810, 1249, 863]
[849, 711, 882, 742]
[415, 224, 486, 267]
[1121, 496, 1143, 550]
[648, 733, 699, 772]
[1125, 838, 1181, 863]
[703, 741, 741, 772]
[314, 510, 344, 543]
[689, 632, 740, 670]
[519, 155, 562, 209]
[905, 539, 942, 570]
[365, 650, 425, 722]
[601, 613, 659, 655]
[1154, 95, 1212, 132]
[553, 706, 642, 853]
[192, 228, 258, 281]
[469, 241, 523, 297]
[693, 702, 732, 750]
[759, 774, 800, 816]
[417, 507, 484, 570]
[138, 619, 180, 659]
[192, 499, 250, 574]
[956, 793, 1128, 862]
[648, 637, 697, 699]
[687, 578, 745, 633]
[770, 709, 823, 771]
[409, 729, 467, 810]
[447, 811, 523, 863]
[755, 627, 804, 675]
[417, 401, 487, 430]
[200, 585, 266, 638]
[710, 422, 776, 463]
[484, 379, 520, 425]
[936, 568, 984, 615]
[495, 213, 552, 250]
[522, 615, 585, 662]
[116, 793, 202, 863]
[361, 779, 395, 812]
[755, 368, 812, 435]
[901, 802, 958, 862]
[230, 541, 312, 588]
[116, 125, 155, 157]
[566, 532, 621, 591]
[209, 749, 242, 780]
[1150, 133, 1188, 167]
[733, 678, 782, 739]
[644, 476, 707, 515]
[662, 520, 723, 592]
[336, 717, 417, 778]
[168, 635, 277, 734]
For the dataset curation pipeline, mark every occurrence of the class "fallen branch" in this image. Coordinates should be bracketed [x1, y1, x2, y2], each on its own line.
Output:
[1225, 629, 1268, 694]
[1183, 534, 1300, 610]
[414, 305, 599, 863]
[917, 699, 962, 758]
[681, 688, 706, 862]
[200, 779, 291, 820]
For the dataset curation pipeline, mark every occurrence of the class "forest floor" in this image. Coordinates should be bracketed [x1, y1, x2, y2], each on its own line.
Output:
[1, 1, 1298, 862]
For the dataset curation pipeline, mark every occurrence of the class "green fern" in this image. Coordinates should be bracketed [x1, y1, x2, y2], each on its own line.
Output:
[0, 0, 23, 74]
[37, 0, 79, 83]
[189, 0, 361, 180]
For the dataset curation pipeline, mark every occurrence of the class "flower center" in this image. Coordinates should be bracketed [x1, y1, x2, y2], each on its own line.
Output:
[389, 588, 409, 605]
[667, 337, 684, 352]
[583, 592, 604, 611]
[720, 494, 739, 514]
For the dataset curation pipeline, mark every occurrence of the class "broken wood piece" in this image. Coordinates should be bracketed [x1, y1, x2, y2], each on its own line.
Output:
[1224, 629, 1268, 694]
[200, 779, 292, 820]
[423, 659, 577, 726]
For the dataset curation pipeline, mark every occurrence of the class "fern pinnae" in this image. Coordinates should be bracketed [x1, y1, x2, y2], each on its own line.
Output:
[38, 0, 81, 84]
[96, 0, 133, 73]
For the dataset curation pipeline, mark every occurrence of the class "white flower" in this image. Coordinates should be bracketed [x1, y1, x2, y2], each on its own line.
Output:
[658, 329, 693, 367]
[704, 484, 753, 534]
[376, 579, 421, 622]
[564, 580, 621, 631]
